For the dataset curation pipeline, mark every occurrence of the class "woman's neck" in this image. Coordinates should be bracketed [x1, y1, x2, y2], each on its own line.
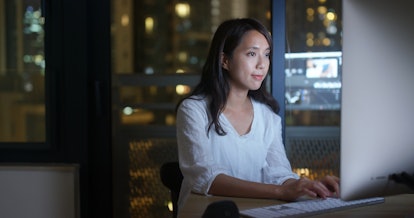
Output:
[225, 90, 250, 110]
[223, 91, 253, 136]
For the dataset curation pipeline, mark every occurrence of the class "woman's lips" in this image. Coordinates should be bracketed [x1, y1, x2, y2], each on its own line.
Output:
[252, 74, 264, 80]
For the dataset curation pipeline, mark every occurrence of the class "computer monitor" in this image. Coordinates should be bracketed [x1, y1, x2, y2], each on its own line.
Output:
[340, 0, 414, 200]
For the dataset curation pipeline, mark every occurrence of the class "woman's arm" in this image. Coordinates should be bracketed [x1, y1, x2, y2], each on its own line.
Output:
[177, 98, 230, 195]
[208, 173, 280, 199]
[209, 174, 339, 201]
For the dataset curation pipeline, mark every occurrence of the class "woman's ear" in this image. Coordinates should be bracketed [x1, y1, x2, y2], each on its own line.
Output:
[221, 53, 229, 71]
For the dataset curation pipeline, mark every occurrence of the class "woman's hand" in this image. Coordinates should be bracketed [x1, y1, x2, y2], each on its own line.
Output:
[319, 175, 340, 197]
[279, 176, 340, 201]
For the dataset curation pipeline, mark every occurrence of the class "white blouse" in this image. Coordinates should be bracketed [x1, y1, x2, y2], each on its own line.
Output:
[176, 96, 299, 210]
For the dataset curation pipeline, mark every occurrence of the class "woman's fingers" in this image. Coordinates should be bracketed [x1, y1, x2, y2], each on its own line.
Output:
[284, 176, 341, 201]
[320, 176, 340, 196]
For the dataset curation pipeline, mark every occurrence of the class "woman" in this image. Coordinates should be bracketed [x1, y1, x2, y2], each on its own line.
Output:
[176, 18, 339, 210]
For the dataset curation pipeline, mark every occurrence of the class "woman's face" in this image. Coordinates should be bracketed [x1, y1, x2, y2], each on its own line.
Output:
[222, 30, 270, 93]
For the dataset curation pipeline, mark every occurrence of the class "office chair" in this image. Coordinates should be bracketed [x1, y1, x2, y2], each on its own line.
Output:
[160, 161, 183, 218]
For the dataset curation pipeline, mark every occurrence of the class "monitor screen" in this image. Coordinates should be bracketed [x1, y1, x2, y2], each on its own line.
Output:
[285, 52, 342, 111]
[340, 0, 414, 200]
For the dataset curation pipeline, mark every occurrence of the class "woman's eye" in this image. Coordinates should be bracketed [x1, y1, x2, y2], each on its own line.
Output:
[247, 52, 256, 57]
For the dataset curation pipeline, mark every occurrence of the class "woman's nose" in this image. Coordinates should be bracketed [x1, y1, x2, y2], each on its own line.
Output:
[257, 56, 267, 69]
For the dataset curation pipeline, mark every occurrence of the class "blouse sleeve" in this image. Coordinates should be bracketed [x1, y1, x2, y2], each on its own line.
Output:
[176, 98, 229, 195]
[263, 115, 300, 184]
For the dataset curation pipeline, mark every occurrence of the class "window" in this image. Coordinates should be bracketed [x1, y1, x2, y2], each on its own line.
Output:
[284, 0, 342, 180]
[285, 0, 342, 127]
[0, 0, 45, 143]
[111, 1, 270, 217]
[0, 0, 46, 142]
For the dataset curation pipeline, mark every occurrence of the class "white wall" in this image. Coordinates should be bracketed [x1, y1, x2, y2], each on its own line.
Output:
[0, 165, 79, 218]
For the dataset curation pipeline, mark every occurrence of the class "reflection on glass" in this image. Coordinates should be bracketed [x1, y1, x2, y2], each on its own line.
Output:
[0, 0, 45, 142]
[285, 0, 342, 126]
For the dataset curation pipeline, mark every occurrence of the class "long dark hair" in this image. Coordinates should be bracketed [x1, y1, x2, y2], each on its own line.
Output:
[178, 18, 280, 135]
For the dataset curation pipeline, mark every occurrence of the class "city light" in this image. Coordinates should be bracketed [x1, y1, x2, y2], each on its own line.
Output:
[121, 14, 130, 26]
[175, 3, 190, 18]
[176, 84, 191, 95]
[145, 17, 154, 34]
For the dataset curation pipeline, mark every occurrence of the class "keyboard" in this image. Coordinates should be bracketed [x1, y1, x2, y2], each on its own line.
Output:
[240, 197, 384, 218]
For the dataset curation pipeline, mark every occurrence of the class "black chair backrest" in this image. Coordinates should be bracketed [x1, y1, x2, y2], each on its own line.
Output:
[160, 162, 183, 218]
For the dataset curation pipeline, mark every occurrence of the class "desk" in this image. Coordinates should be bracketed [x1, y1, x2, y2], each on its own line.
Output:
[179, 193, 414, 217]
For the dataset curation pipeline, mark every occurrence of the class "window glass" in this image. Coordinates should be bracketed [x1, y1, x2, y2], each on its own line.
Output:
[111, 1, 270, 217]
[285, 0, 342, 127]
[112, 0, 271, 128]
[0, 0, 45, 142]
[285, 0, 342, 180]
